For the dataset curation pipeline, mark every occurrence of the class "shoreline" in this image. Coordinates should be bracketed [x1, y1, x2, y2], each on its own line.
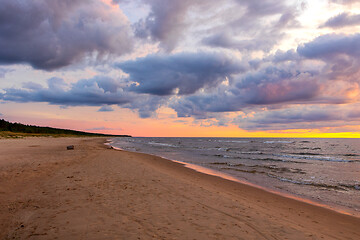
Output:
[112, 147, 360, 217]
[1, 137, 360, 239]
[109, 140, 360, 218]
[171, 159, 359, 217]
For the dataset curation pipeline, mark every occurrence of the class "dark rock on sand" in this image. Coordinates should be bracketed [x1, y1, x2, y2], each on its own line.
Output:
[67, 145, 74, 150]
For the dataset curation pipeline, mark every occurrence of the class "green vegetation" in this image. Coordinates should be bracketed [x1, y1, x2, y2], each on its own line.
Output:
[0, 119, 131, 138]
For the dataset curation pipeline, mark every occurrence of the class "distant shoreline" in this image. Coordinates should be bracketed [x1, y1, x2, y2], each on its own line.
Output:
[0, 131, 131, 139]
[0, 119, 131, 138]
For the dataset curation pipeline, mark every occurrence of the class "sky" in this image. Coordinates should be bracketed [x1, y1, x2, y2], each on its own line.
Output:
[0, 0, 360, 137]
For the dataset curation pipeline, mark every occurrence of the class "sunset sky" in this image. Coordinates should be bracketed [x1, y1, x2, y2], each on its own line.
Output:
[1, 0, 360, 137]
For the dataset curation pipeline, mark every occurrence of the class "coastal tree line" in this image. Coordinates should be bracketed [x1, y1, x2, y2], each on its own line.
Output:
[0, 119, 130, 137]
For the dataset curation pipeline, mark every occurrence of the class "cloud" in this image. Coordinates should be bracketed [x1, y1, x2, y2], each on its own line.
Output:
[321, 12, 360, 28]
[234, 0, 291, 16]
[0, 75, 168, 118]
[236, 108, 337, 131]
[74, 76, 122, 94]
[170, 63, 322, 118]
[202, 0, 300, 52]
[236, 67, 320, 105]
[329, 0, 359, 5]
[170, 32, 360, 119]
[129, 0, 300, 53]
[298, 33, 360, 59]
[270, 50, 301, 63]
[0, 76, 131, 106]
[124, 95, 168, 118]
[117, 52, 247, 96]
[133, 0, 189, 51]
[133, 0, 217, 51]
[86, 126, 121, 131]
[2, 29, 360, 128]
[235, 104, 360, 131]
[98, 105, 114, 112]
[202, 31, 280, 52]
[133, 0, 299, 52]
[297, 33, 360, 81]
[0, 0, 133, 70]
[0, 67, 13, 78]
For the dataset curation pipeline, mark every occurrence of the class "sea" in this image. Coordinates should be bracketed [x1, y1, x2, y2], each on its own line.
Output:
[109, 137, 360, 216]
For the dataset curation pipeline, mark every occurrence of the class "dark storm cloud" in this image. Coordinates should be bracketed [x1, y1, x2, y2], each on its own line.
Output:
[0, 0, 133, 70]
[321, 12, 360, 28]
[0, 76, 130, 106]
[116, 52, 247, 96]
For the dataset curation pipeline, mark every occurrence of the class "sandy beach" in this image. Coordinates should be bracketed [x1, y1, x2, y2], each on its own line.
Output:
[0, 137, 359, 239]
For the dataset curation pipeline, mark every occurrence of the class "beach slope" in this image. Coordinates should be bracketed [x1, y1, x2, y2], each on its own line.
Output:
[0, 137, 359, 239]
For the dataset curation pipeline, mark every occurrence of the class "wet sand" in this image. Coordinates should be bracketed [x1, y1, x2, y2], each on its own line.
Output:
[0, 137, 359, 239]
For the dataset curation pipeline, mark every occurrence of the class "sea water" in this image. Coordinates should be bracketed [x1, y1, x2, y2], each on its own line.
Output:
[110, 137, 360, 215]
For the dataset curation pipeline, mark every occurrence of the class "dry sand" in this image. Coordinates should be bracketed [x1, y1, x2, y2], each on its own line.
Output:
[0, 137, 359, 239]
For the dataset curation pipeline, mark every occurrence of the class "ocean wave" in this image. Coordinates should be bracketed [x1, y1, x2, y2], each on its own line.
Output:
[288, 152, 323, 156]
[213, 154, 231, 158]
[209, 153, 310, 163]
[209, 162, 244, 167]
[343, 154, 360, 157]
[264, 141, 294, 144]
[217, 147, 230, 151]
[267, 174, 349, 191]
[253, 157, 304, 163]
[251, 165, 306, 174]
[209, 162, 228, 165]
[211, 163, 306, 176]
[273, 154, 352, 162]
[239, 151, 263, 155]
[221, 167, 260, 174]
[215, 140, 250, 143]
[148, 142, 178, 147]
[339, 184, 360, 191]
